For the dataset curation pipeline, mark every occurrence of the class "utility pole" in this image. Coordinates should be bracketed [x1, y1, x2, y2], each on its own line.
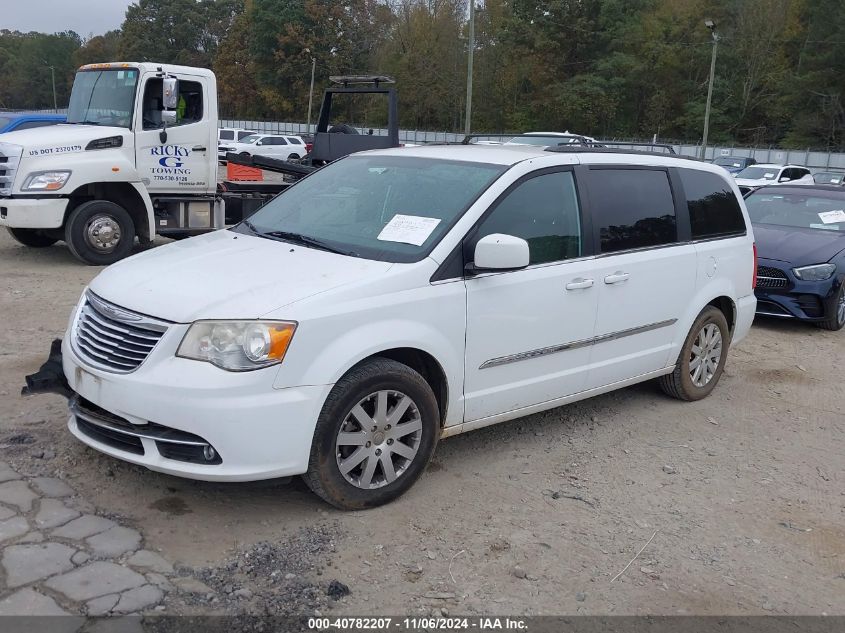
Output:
[42, 61, 57, 112]
[701, 19, 719, 160]
[464, 0, 475, 136]
[306, 52, 316, 133]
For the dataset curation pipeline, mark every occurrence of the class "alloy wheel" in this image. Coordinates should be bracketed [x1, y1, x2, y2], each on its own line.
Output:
[689, 323, 723, 387]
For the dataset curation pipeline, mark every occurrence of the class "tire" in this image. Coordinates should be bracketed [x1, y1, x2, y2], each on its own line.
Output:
[65, 200, 136, 265]
[815, 285, 845, 331]
[287, 153, 300, 160]
[6, 227, 57, 248]
[303, 358, 440, 510]
[659, 306, 730, 401]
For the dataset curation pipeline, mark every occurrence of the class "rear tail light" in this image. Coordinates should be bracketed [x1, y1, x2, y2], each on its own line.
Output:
[305, 143, 313, 153]
[752, 242, 758, 289]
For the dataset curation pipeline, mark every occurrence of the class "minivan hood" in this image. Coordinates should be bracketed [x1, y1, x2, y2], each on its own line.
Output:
[753, 223, 845, 266]
[89, 230, 394, 322]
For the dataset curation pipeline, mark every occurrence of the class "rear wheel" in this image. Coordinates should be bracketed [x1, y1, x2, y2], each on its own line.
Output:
[287, 152, 300, 160]
[659, 306, 730, 401]
[303, 358, 440, 509]
[816, 285, 845, 331]
[6, 227, 57, 248]
[65, 200, 136, 265]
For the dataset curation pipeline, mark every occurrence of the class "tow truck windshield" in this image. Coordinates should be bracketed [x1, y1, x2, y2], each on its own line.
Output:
[66, 68, 139, 129]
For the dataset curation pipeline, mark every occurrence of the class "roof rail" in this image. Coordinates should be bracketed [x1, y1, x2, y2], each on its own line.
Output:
[545, 145, 701, 161]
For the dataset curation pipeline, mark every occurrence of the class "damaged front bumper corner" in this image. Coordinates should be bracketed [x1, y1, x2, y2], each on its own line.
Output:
[22, 338, 72, 399]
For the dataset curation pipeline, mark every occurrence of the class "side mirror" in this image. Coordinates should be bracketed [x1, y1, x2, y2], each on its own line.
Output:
[472, 233, 530, 271]
[779, 176, 791, 182]
[161, 110, 177, 126]
[256, 141, 263, 146]
[162, 77, 178, 109]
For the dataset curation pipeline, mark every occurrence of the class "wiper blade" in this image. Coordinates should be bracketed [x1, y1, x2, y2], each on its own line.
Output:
[263, 230, 355, 256]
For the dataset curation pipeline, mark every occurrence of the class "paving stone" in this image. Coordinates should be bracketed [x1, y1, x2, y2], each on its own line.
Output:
[173, 576, 213, 594]
[51, 514, 116, 540]
[0, 516, 29, 542]
[35, 498, 81, 529]
[30, 476, 75, 498]
[0, 587, 70, 615]
[72, 550, 90, 565]
[2, 542, 76, 587]
[145, 572, 173, 592]
[0, 480, 37, 512]
[0, 505, 16, 521]
[44, 561, 146, 601]
[113, 584, 163, 613]
[86, 525, 142, 557]
[126, 549, 173, 573]
[86, 593, 119, 616]
[0, 462, 21, 484]
[18, 531, 44, 544]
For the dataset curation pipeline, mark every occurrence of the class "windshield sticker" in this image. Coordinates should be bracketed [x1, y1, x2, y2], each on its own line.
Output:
[377, 214, 441, 246]
[764, 172, 775, 178]
[818, 210, 845, 224]
[810, 224, 840, 231]
[831, 178, 841, 184]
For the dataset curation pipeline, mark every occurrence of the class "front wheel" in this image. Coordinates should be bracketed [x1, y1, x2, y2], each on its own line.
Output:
[659, 306, 730, 401]
[6, 227, 58, 248]
[65, 200, 136, 265]
[816, 285, 845, 331]
[303, 358, 440, 509]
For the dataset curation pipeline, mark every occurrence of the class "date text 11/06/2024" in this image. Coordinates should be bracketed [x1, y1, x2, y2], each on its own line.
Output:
[308, 617, 529, 631]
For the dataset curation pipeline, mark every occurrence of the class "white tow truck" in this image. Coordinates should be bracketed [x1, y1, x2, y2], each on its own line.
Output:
[0, 62, 288, 264]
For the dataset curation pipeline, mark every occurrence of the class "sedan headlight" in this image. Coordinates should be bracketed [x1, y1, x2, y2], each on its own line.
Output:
[792, 263, 836, 281]
[177, 320, 296, 371]
[22, 171, 71, 192]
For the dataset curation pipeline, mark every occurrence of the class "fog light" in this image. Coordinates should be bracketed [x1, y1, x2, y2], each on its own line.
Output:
[203, 445, 217, 462]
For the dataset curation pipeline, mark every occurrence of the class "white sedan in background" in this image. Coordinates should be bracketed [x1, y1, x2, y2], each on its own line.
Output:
[219, 133, 308, 161]
[734, 164, 813, 193]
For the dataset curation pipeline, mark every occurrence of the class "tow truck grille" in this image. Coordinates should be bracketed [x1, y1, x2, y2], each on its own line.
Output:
[0, 143, 22, 196]
[72, 293, 169, 373]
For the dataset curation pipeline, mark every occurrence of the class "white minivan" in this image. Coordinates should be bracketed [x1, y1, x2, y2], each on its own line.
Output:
[43, 145, 757, 509]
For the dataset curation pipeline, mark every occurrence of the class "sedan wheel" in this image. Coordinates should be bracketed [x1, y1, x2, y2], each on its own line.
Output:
[689, 323, 723, 387]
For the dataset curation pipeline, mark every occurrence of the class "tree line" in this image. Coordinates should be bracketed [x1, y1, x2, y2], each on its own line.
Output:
[1, 0, 843, 150]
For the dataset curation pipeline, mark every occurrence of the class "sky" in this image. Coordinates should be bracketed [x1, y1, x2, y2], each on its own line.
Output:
[2, 0, 133, 37]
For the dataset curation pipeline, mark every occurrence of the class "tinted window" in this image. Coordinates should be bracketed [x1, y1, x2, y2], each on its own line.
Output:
[587, 169, 676, 253]
[237, 130, 255, 140]
[141, 79, 203, 130]
[679, 169, 746, 239]
[287, 137, 302, 145]
[471, 171, 581, 265]
[273, 137, 288, 145]
[219, 130, 234, 140]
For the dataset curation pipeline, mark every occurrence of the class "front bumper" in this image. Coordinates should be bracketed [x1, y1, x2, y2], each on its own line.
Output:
[52, 335, 331, 482]
[754, 259, 841, 322]
[0, 197, 68, 229]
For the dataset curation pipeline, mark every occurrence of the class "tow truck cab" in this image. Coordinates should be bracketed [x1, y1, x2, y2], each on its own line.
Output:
[0, 62, 285, 265]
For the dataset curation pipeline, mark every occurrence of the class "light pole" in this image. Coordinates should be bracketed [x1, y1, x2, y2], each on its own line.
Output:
[464, 0, 475, 136]
[700, 18, 719, 159]
[42, 60, 57, 112]
[305, 50, 316, 133]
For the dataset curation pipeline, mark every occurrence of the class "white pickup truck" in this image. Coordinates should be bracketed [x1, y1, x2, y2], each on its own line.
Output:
[0, 62, 287, 264]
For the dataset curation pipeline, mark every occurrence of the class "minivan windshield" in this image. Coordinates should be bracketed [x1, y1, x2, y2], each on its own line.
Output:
[238, 155, 507, 262]
[746, 191, 845, 231]
[67, 69, 138, 128]
[736, 166, 779, 180]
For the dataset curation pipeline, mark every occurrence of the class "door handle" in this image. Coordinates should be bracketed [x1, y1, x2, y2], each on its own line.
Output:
[192, 146, 207, 152]
[604, 271, 630, 284]
[565, 278, 594, 290]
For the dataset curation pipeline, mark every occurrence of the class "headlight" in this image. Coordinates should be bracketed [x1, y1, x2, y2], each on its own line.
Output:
[792, 263, 836, 281]
[177, 320, 296, 371]
[22, 171, 71, 192]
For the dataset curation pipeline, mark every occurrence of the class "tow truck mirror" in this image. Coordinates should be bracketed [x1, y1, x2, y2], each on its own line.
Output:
[161, 110, 177, 126]
[162, 77, 179, 110]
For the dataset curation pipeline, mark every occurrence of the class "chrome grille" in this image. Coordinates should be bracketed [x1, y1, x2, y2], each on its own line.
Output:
[756, 265, 789, 289]
[0, 142, 23, 196]
[72, 293, 169, 373]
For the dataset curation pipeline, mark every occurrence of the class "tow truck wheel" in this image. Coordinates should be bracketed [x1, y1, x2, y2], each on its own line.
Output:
[65, 200, 136, 265]
[5, 227, 58, 248]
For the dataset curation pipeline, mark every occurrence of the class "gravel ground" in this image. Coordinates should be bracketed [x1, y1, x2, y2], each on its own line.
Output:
[0, 226, 843, 617]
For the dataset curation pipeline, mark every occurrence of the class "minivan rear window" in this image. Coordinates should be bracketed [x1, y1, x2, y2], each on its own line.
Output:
[586, 169, 677, 253]
[219, 130, 234, 140]
[679, 169, 746, 239]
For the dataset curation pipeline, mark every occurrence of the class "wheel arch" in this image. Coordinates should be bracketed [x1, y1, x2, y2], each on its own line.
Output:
[343, 348, 449, 427]
[64, 182, 154, 243]
[707, 295, 737, 334]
